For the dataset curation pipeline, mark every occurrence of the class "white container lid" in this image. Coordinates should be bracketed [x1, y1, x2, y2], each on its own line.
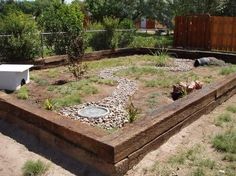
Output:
[0, 64, 33, 72]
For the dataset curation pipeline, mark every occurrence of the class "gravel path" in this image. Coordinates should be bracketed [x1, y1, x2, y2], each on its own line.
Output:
[59, 66, 138, 129]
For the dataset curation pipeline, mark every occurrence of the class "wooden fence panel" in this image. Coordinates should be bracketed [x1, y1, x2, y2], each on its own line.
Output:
[174, 15, 236, 52]
[174, 15, 210, 50]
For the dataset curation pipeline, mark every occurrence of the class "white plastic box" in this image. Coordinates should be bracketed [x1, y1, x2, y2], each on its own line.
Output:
[0, 64, 33, 91]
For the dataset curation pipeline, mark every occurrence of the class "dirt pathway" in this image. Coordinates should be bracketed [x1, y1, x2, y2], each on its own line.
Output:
[1, 94, 236, 176]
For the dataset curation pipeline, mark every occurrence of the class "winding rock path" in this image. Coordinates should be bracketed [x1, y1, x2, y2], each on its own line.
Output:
[59, 66, 138, 129]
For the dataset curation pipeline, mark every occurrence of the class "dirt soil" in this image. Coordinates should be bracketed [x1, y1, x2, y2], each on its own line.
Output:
[1, 93, 236, 175]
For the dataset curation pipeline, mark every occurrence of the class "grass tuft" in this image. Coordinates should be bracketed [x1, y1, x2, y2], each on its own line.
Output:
[53, 94, 81, 108]
[191, 168, 206, 176]
[212, 130, 236, 154]
[226, 105, 236, 113]
[16, 86, 29, 100]
[220, 66, 236, 75]
[22, 159, 49, 176]
[214, 113, 232, 127]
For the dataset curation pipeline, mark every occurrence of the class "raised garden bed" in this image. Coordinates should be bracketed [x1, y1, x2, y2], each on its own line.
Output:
[1, 53, 236, 175]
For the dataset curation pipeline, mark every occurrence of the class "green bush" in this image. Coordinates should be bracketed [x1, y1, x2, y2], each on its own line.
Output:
[38, 2, 84, 55]
[117, 19, 135, 48]
[129, 36, 157, 48]
[88, 18, 135, 50]
[0, 11, 40, 61]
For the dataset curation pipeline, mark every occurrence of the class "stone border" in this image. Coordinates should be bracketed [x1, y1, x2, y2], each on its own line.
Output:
[1, 50, 236, 175]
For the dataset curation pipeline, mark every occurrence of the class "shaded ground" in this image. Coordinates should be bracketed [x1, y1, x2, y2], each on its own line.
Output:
[1, 91, 236, 176]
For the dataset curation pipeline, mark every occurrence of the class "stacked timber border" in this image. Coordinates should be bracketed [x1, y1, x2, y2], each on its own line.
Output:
[2, 48, 236, 69]
[1, 48, 236, 175]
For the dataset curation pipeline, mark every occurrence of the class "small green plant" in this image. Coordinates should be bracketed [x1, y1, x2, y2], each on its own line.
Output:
[150, 50, 173, 67]
[226, 105, 236, 113]
[16, 86, 29, 100]
[127, 97, 139, 123]
[191, 168, 206, 176]
[43, 99, 54, 111]
[22, 159, 49, 176]
[214, 113, 232, 127]
[68, 62, 88, 81]
[212, 130, 236, 153]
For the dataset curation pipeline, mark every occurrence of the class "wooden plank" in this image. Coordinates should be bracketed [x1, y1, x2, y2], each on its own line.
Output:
[232, 18, 236, 52]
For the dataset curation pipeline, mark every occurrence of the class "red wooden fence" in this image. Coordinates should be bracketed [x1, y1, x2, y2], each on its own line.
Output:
[174, 15, 236, 52]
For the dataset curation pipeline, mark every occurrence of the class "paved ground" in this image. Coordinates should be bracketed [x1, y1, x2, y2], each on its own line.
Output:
[1, 94, 236, 176]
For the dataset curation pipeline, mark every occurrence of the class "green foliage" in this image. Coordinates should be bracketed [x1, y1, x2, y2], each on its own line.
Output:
[43, 99, 54, 110]
[212, 130, 236, 154]
[68, 62, 88, 81]
[51, 80, 98, 96]
[117, 19, 135, 48]
[226, 105, 236, 113]
[127, 97, 139, 123]
[0, 11, 40, 61]
[168, 145, 202, 165]
[129, 36, 157, 48]
[38, 2, 84, 55]
[191, 168, 206, 176]
[16, 86, 29, 100]
[219, 66, 236, 75]
[88, 18, 135, 50]
[215, 113, 232, 127]
[53, 94, 81, 108]
[22, 159, 49, 176]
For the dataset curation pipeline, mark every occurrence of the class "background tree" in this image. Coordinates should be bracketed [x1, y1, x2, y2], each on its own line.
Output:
[0, 10, 40, 61]
[38, 1, 84, 55]
[221, 0, 236, 16]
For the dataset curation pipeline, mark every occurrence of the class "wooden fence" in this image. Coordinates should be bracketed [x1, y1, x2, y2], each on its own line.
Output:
[174, 15, 236, 52]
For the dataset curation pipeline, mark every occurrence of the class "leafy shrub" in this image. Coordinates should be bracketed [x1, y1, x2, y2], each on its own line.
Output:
[117, 19, 135, 48]
[22, 159, 49, 176]
[89, 17, 119, 50]
[38, 2, 84, 55]
[0, 11, 40, 61]
[129, 36, 157, 48]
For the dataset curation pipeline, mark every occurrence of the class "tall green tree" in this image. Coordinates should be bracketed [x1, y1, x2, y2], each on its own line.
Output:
[0, 11, 40, 61]
[38, 2, 84, 55]
[222, 0, 236, 16]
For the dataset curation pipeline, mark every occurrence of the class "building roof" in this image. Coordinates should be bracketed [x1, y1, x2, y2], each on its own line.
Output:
[0, 64, 33, 73]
